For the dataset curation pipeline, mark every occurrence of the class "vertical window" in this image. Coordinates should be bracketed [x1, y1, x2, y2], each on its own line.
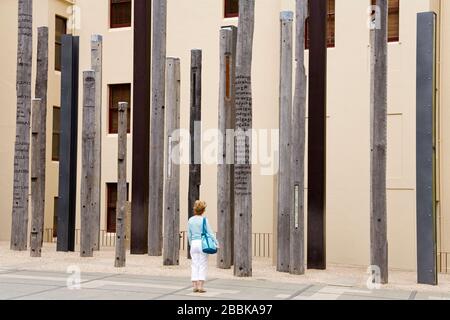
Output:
[55, 16, 67, 71]
[109, 84, 131, 134]
[52, 107, 61, 161]
[305, 0, 336, 49]
[110, 0, 132, 28]
[107, 183, 129, 233]
[371, 0, 400, 42]
[53, 197, 58, 238]
[224, 0, 239, 18]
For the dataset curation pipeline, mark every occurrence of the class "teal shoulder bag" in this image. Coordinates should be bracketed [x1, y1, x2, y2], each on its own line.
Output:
[201, 218, 217, 255]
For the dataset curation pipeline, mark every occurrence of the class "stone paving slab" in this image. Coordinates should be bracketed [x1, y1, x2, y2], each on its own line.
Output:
[1, 269, 449, 300]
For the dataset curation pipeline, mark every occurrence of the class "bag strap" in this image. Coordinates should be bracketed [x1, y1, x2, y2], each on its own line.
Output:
[202, 217, 207, 236]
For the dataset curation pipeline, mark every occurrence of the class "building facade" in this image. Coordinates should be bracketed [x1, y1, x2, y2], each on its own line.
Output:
[0, 0, 449, 272]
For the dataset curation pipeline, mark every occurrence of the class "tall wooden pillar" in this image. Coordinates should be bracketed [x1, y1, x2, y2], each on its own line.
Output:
[149, 0, 167, 256]
[307, 0, 327, 270]
[163, 57, 181, 266]
[131, 0, 151, 254]
[416, 11, 438, 286]
[217, 26, 237, 269]
[57, 35, 79, 252]
[188, 49, 202, 258]
[91, 35, 103, 251]
[277, 11, 293, 273]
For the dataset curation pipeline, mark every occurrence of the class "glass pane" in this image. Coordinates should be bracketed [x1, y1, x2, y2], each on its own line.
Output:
[225, 0, 239, 18]
[111, 0, 132, 28]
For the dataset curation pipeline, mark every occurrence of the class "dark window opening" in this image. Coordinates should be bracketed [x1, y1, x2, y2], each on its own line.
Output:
[52, 107, 61, 161]
[107, 183, 130, 233]
[109, 84, 131, 134]
[55, 16, 67, 71]
[305, 0, 336, 49]
[225, 0, 239, 18]
[110, 0, 132, 28]
[371, 0, 400, 42]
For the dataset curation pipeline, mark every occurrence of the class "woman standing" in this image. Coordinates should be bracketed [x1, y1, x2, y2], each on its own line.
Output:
[188, 200, 218, 293]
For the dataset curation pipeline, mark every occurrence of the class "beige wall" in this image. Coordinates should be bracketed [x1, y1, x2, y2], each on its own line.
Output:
[0, 0, 448, 272]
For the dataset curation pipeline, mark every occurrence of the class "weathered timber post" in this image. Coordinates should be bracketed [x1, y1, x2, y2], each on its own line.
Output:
[416, 12, 438, 286]
[217, 26, 237, 269]
[188, 49, 202, 259]
[163, 58, 181, 266]
[370, 0, 388, 284]
[290, 0, 308, 275]
[11, 0, 33, 251]
[30, 99, 45, 257]
[57, 35, 79, 252]
[115, 102, 128, 268]
[277, 11, 294, 273]
[29, 26, 49, 257]
[234, 0, 255, 277]
[80, 71, 96, 258]
[91, 35, 103, 251]
[307, 0, 327, 270]
[149, 0, 167, 256]
[131, 0, 151, 255]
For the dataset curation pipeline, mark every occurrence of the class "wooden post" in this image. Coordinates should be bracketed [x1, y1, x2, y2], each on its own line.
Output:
[11, 0, 33, 251]
[149, 0, 167, 256]
[234, 0, 255, 277]
[91, 35, 103, 251]
[115, 102, 128, 268]
[188, 49, 202, 259]
[307, 0, 327, 270]
[163, 58, 181, 266]
[131, 0, 151, 255]
[80, 71, 96, 258]
[57, 35, 80, 252]
[370, 0, 388, 284]
[290, 0, 308, 275]
[416, 12, 438, 286]
[29, 26, 49, 257]
[30, 99, 45, 257]
[217, 26, 237, 269]
[277, 11, 293, 273]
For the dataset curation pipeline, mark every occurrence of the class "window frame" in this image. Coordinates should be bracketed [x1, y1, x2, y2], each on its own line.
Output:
[55, 15, 67, 72]
[224, 0, 239, 18]
[305, 0, 336, 50]
[106, 183, 130, 233]
[108, 83, 132, 134]
[52, 106, 61, 161]
[110, 0, 132, 29]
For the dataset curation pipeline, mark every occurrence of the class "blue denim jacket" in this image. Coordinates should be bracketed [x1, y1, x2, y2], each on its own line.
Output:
[188, 216, 218, 246]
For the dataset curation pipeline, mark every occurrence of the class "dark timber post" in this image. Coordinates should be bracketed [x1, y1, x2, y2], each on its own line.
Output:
[163, 58, 181, 266]
[307, 0, 327, 270]
[290, 0, 308, 275]
[57, 35, 79, 252]
[217, 26, 237, 269]
[131, 0, 151, 254]
[91, 35, 103, 251]
[80, 71, 96, 258]
[115, 102, 128, 268]
[416, 12, 438, 286]
[277, 11, 293, 273]
[149, 0, 167, 256]
[234, 0, 255, 277]
[188, 49, 202, 259]
[11, 0, 33, 251]
[30, 99, 45, 257]
[370, 0, 388, 284]
[30, 26, 49, 258]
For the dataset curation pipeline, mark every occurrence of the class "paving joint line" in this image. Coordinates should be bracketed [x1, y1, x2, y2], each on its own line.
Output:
[408, 291, 418, 300]
[288, 284, 315, 300]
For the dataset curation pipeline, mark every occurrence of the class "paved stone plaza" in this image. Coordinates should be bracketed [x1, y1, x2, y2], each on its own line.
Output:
[1, 268, 450, 300]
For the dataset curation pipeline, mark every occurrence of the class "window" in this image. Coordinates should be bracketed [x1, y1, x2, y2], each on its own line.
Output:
[371, 0, 400, 42]
[109, 84, 131, 134]
[224, 0, 239, 18]
[55, 16, 67, 71]
[110, 0, 132, 28]
[53, 197, 58, 238]
[107, 183, 129, 233]
[52, 107, 61, 161]
[305, 0, 336, 49]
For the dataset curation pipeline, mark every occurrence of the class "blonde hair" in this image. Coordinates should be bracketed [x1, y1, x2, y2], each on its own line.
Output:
[193, 200, 207, 216]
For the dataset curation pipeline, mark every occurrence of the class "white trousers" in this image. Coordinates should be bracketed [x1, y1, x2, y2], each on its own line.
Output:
[191, 240, 208, 281]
